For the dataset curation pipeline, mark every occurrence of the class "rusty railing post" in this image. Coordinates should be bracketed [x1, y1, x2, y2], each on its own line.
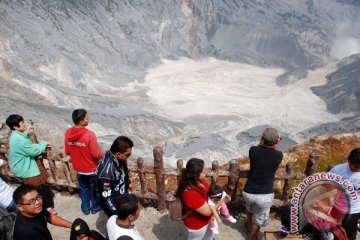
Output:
[305, 152, 320, 176]
[176, 159, 183, 186]
[153, 146, 166, 211]
[137, 157, 147, 195]
[282, 162, 294, 203]
[227, 159, 239, 199]
[211, 160, 219, 185]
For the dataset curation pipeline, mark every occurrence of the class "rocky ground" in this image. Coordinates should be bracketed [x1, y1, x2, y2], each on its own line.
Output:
[48, 192, 282, 240]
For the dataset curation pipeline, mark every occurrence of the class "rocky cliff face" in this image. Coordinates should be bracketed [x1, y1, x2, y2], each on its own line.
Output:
[0, 0, 359, 165]
[312, 54, 360, 114]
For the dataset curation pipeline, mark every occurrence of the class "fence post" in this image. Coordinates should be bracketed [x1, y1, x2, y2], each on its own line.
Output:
[305, 152, 320, 176]
[211, 161, 220, 185]
[153, 146, 166, 211]
[227, 159, 239, 198]
[137, 157, 147, 195]
[46, 148, 58, 184]
[176, 159, 183, 184]
[282, 162, 294, 203]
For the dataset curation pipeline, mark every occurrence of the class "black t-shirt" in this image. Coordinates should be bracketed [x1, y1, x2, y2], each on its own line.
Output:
[13, 209, 52, 240]
[243, 145, 283, 194]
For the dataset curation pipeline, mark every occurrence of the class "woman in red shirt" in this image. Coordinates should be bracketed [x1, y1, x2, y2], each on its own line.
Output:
[177, 158, 226, 240]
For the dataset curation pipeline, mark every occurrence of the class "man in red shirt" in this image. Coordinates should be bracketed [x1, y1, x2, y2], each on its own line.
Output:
[64, 109, 103, 215]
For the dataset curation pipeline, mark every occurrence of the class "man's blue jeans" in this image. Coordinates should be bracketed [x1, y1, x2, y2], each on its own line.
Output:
[77, 173, 101, 214]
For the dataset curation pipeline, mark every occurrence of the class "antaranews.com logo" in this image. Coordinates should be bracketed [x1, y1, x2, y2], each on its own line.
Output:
[290, 172, 358, 233]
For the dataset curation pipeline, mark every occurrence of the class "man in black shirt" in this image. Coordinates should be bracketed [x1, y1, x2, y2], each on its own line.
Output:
[242, 127, 283, 240]
[12, 184, 72, 240]
[96, 136, 133, 217]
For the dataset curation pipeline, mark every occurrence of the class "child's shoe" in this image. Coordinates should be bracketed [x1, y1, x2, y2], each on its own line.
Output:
[210, 226, 219, 235]
[226, 215, 237, 223]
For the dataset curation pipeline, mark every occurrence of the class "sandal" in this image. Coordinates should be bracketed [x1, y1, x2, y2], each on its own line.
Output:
[46, 207, 58, 215]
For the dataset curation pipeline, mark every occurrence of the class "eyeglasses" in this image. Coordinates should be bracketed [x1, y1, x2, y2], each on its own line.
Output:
[19, 195, 42, 205]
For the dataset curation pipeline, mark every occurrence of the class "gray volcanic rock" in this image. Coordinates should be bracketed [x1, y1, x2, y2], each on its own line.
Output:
[311, 54, 360, 114]
[236, 125, 298, 153]
[163, 133, 238, 164]
[299, 114, 360, 139]
[1, 0, 360, 165]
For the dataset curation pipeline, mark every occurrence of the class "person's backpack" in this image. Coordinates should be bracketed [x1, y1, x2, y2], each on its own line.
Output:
[165, 191, 191, 221]
[0, 207, 16, 240]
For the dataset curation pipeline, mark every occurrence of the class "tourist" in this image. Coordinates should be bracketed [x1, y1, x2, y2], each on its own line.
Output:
[329, 148, 360, 240]
[96, 136, 133, 217]
[242, 127, 283, 240]
[70, 218, 106, 240]
[0, 158, 15, 212]
[12, 184, 72, 240]
[6, 114, 56, 214]
[65, 109, 103, 215]
[106, 193, 144, 240]
[177, 158, 215, 240]
[207, 184, 236, 235]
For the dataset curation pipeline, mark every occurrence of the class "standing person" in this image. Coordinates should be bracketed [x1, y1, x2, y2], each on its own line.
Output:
[242, 127, 283, 240]
[12, 184, 72, 240]
[106, 194, 144, 240]
[0, 158, 15, 212]
[96, 136, 133, 217]
[177, 158, 224, 240]
[329, 148, 360, 240]
[6, 114, 55, 214]
[64, 109, 103, 215]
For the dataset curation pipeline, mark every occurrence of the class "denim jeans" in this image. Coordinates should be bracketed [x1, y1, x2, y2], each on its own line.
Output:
[77, 173, 101, 214]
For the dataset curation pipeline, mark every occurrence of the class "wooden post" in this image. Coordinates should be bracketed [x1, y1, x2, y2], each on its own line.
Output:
[137, 157, 147, 195]
[227, 159, 239, 198]
[211, 161, 220, 185]
[305, 152, 320, 176]
[46, 148, 58, 184]
[153, 146, 166, 211]
[282, 162, 294, 203]
[176, 159, 183, 185]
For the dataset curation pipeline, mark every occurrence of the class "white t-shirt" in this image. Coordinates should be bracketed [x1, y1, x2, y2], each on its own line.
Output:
[107, 215, 144, 240]
[329, 163, 360, 214]
[0, 159, 14, 208]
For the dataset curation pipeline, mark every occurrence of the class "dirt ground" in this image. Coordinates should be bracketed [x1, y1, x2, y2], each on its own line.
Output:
[48, 192, 282, 240]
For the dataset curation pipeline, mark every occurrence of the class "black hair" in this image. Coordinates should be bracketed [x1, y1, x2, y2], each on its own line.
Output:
[177, 158, 205, 197]
[115, 194, 139, 220]
[348, 148, 360, 165]
[110, 136, 134, 154]
[70, 218, 91, 240]
[5, 114, 24, 130]
[209, 184, 223, 198]
[72, 109, 87, 125]
[13, 184, 36, 204]
[117, 236, 134, 240]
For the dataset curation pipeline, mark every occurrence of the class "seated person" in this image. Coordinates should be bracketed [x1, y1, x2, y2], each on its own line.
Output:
[70, 218, 106, 240]
[106, 193, 144, 240]
[12, 184, 72, 240]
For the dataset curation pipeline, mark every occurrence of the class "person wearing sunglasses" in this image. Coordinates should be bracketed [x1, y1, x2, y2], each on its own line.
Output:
[96, 136, 134, 217]
[12, 184, 72, 240]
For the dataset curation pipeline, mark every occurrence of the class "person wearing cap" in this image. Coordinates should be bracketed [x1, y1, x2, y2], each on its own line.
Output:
[242, 127, 283, 240]
[70, 218, 106, 240]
